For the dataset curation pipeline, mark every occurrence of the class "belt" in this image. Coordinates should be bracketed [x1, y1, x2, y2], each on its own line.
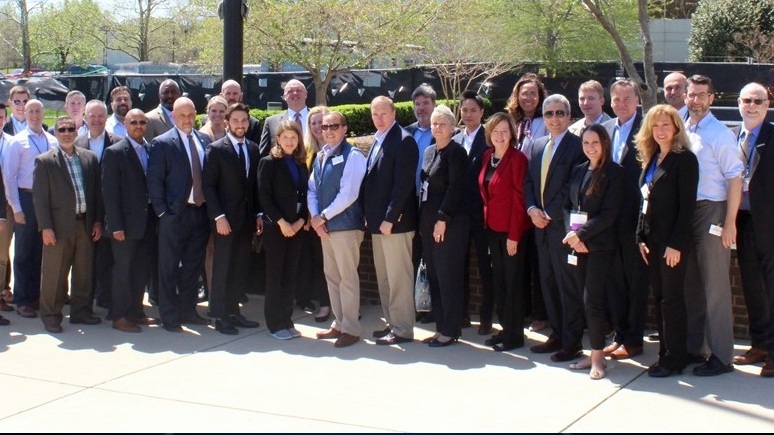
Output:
[18, 188, 33, 193]
[75, 213, 86, 220]
[186, 202, 205, 209]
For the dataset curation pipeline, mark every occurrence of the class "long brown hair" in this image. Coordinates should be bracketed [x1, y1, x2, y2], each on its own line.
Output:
[580, 124, 612, 198]
[505, 73, 548, 123]
[271, 120, 307, 165]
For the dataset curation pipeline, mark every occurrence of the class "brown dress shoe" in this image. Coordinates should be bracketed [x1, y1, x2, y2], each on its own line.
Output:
[761, 358, 774, 378]
[316, 328, 342, 339]
[334, 333, 359, 348]
[603, 342, 622, 356]
[130, 316, 161, 326]
[113, 318, 141, 333]
[16, 305, 37, 318]
[0, 299, 12, 312]
[734, 348, 767, 365]
[42, 318, 63, 333]
[611, 344, 643, 360]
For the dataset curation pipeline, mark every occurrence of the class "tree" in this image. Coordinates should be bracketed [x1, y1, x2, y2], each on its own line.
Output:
[582, 0, 659, 111]
[244, 0, 446, 106]
[0, 0, 46, 73]
[28, 0, 105, 72]
[688, 0, 774, 62]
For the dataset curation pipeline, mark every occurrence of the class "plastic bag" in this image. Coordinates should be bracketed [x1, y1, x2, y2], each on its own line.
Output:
[414, 260, 432, 312]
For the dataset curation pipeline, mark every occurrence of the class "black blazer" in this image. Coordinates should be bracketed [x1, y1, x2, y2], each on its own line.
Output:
[419, 141, 468, 221]
[636, 150, 699, 252]
[147, 128, 211, 217]
[101, 138, 151, 239]
[452, 127, 488, 220]
[361, 122, 418, 234]
[566, 160, 623, 252]
[203, 137, 261, 232]
[74, 132, 122, 162]
[257, 154, 309, 226]
[733, 121, 774, 244]
[603, 113, 643, 239]
[524, 132, 586, 239]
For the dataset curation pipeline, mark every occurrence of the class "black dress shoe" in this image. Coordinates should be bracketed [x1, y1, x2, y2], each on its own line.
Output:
[0, 314, 10, 326]
[70, 315, 102, 325]
[229, 313, 259, 328]
[428, 337, 458, 348]
[648, 363, 683, 378]
[461, 316, 472, 328]
[484, 333, 503, 346]
[215, 319, 239, 335]
[372, 327, 391, 338]
[296, 300, 315, 313]
[314, 312, 331, 323]
[375, 332, 413, 345]
[693, 354, 734, 376]
[551, 348, 583, 362]
[493, 342, 524, 352]
[163, 323, 183, 332]
[182, 314, 209, 325]
[530, 337, 562, 354]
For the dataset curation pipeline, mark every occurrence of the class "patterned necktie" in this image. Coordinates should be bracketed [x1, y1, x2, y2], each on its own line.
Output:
[187, 134, 205, 206]
[739, 130, 751, 166]
[540, 137, 555, 208]
[139, 144, 148, 174]
[237, 142, 246, 177]
[294, 112, 302, 129]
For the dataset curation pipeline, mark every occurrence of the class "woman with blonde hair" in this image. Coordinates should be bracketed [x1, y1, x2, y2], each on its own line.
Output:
[199, 95, 228, 141]
[635, 104, 699, 378]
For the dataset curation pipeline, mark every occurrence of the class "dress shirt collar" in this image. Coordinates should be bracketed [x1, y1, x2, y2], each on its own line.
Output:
[374, 121, 396, 142]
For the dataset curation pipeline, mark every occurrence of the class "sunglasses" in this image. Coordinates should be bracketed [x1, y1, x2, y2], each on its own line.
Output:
[128, 119, 148, 125]
[321, 123, 341, 131]
[12, 99, 28, 106]
[543, 110, 567, 119]
[57, 127, 76, 133]
[740, 97, 768, 106]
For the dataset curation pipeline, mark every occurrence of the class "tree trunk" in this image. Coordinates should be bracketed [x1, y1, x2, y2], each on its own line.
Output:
[19, 0, 31, 73]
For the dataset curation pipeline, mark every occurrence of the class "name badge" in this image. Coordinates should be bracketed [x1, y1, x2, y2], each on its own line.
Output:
[743, 177, 750, 192]
[420, 180, 429, 202]
[640, 184, 650, 198]
[709, 224, 723, 237]
[567, 254, 578, 266]
[570, 211, 588, 231]
[332, 155, 344, 165]
[641, 199, 649, 214]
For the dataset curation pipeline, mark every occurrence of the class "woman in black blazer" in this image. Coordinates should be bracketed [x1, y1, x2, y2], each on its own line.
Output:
[419, 105, 469, 347]
[635, 105, 699, 377]
[562, 124, 623, 380]
[257, 120, 309, 340]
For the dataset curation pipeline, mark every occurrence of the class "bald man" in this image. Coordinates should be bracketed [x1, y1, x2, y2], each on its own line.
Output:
[663, 72, 689, 119]
[145, 79, 182, 142]
[219, 79, 262, 144]
[147, 97, 212, 332]
[258, 79, 309, 158]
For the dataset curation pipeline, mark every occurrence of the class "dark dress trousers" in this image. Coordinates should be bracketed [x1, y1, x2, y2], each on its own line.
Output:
[257, 154, 309, 333]
[637, 150, 699, 370]
[147, 128, 212, 327]
[102, 138, 157, 321]
[203, 136, 260, 320]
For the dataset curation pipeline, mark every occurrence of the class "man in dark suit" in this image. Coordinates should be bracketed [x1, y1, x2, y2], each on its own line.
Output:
[219, 80, 261, 144]
[75, 100, 122, 312]
[452, 90, 493, 334]
[147, 97, 212, 332]
[33, 116, 103, 333]
[601, 79, 647, 360]
[4, 85, 31, 136]
[144, 79, 181, 142]
[730, 83, 774, 376]
[101, 109, 161, 333]
[524, 94, 586, 362]
[203, 103, 261, 335]
[258, 79, 309, 158]
[363, 96, 419, 344]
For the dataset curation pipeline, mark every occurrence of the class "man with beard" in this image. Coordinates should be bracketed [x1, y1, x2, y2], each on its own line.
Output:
[203, 103, 261, 335]
[106, 86, 132, 138]
[145, 79, 182, 142]
[219, 80, 261, 144]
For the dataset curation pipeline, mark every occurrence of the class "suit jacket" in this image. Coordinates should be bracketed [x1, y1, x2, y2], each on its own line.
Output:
[566, 160, 623, 252]
[361, 122, 418, 234]
[524, 132, 586, 241]
[74, 131, 122, 162]
[33, 146, 103, 238]
[101, 138, 151, 239]
[258, 111, 291, 159]
[3, 118, 48, 136]
[420, 141, 467, 222]
[144, 105, 174, 142]
[478, 146, 529, 242]
[636, 150, 699, 252]
[733, 121, 774, 242]
[603, 113, 643, 238]
[203, 136, 260, 232]
[452, 127, 488, 220]
[147, 128, 211, 217]
[256, 154, 309, 226]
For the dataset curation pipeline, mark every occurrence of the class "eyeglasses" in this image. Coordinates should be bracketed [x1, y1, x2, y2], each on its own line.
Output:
[543, 110, 567, 119]
[56, 127, 76, 133]
[321, 123, 341, 131]
[128, 119, 148, 125]
[12, 99, 28, 106]
[687, 92, 712, 100]
[740, 97, 768, 106]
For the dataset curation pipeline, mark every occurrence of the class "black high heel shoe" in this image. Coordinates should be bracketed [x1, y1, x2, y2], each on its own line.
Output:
[428, 336, 458, 348]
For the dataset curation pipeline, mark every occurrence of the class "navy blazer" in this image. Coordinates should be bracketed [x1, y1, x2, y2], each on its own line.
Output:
[74, 132, 122, 162]
[566, 160, 623, 252]
[733, 121, 774, 243]
[452, 127, 488, 223]
[101, 138, 151, 239]
[203, 136, 260, 232]
[147, 128, 211, 217]
[361, 122, 418, 234]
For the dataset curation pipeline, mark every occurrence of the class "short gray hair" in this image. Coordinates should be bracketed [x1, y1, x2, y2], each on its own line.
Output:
[430, 104, 455, 126]
[542, 94, 571, 115]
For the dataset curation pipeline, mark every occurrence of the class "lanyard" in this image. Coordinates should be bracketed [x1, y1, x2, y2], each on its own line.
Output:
[28, 134, 47, 155]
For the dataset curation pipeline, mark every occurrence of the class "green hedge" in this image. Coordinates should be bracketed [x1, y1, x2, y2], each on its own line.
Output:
[195, 98, 493, 137]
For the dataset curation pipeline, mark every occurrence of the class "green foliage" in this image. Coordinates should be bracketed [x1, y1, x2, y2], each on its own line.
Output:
[688, 0, 774, 62]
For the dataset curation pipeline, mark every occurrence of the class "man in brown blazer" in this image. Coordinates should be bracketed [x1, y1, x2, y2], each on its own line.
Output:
[144, 79, 181, 142]
[34, 117, 103, 333]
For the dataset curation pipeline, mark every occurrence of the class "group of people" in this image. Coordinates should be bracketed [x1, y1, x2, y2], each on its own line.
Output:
[0, 72, 772, 382]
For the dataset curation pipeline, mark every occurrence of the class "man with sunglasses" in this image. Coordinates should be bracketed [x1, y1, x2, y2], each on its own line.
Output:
[729, 83, 774, 376]
[3, 99, 57, 318]
[33, 116, 102, 333]
[3, 85, 44, 136]
[524, 94, 586, 362]
[683, 74, 743, 376]
[101, 109, 161, 333]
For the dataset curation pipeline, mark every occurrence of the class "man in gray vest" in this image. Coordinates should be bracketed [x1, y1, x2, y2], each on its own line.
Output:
[308, 111, 367, 348]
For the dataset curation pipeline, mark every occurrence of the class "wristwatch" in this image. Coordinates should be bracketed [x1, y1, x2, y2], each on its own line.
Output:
[320, 212, 328, 222]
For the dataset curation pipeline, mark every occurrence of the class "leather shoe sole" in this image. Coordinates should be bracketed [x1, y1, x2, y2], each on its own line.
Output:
[551, 348, 583, 362]
[734, 348, 767, 365]
[334, 333, 359, 348]
[611, 345, 643, 360]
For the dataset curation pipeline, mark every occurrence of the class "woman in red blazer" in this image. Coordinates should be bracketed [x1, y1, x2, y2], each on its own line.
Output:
[478, 112, 529, 351]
